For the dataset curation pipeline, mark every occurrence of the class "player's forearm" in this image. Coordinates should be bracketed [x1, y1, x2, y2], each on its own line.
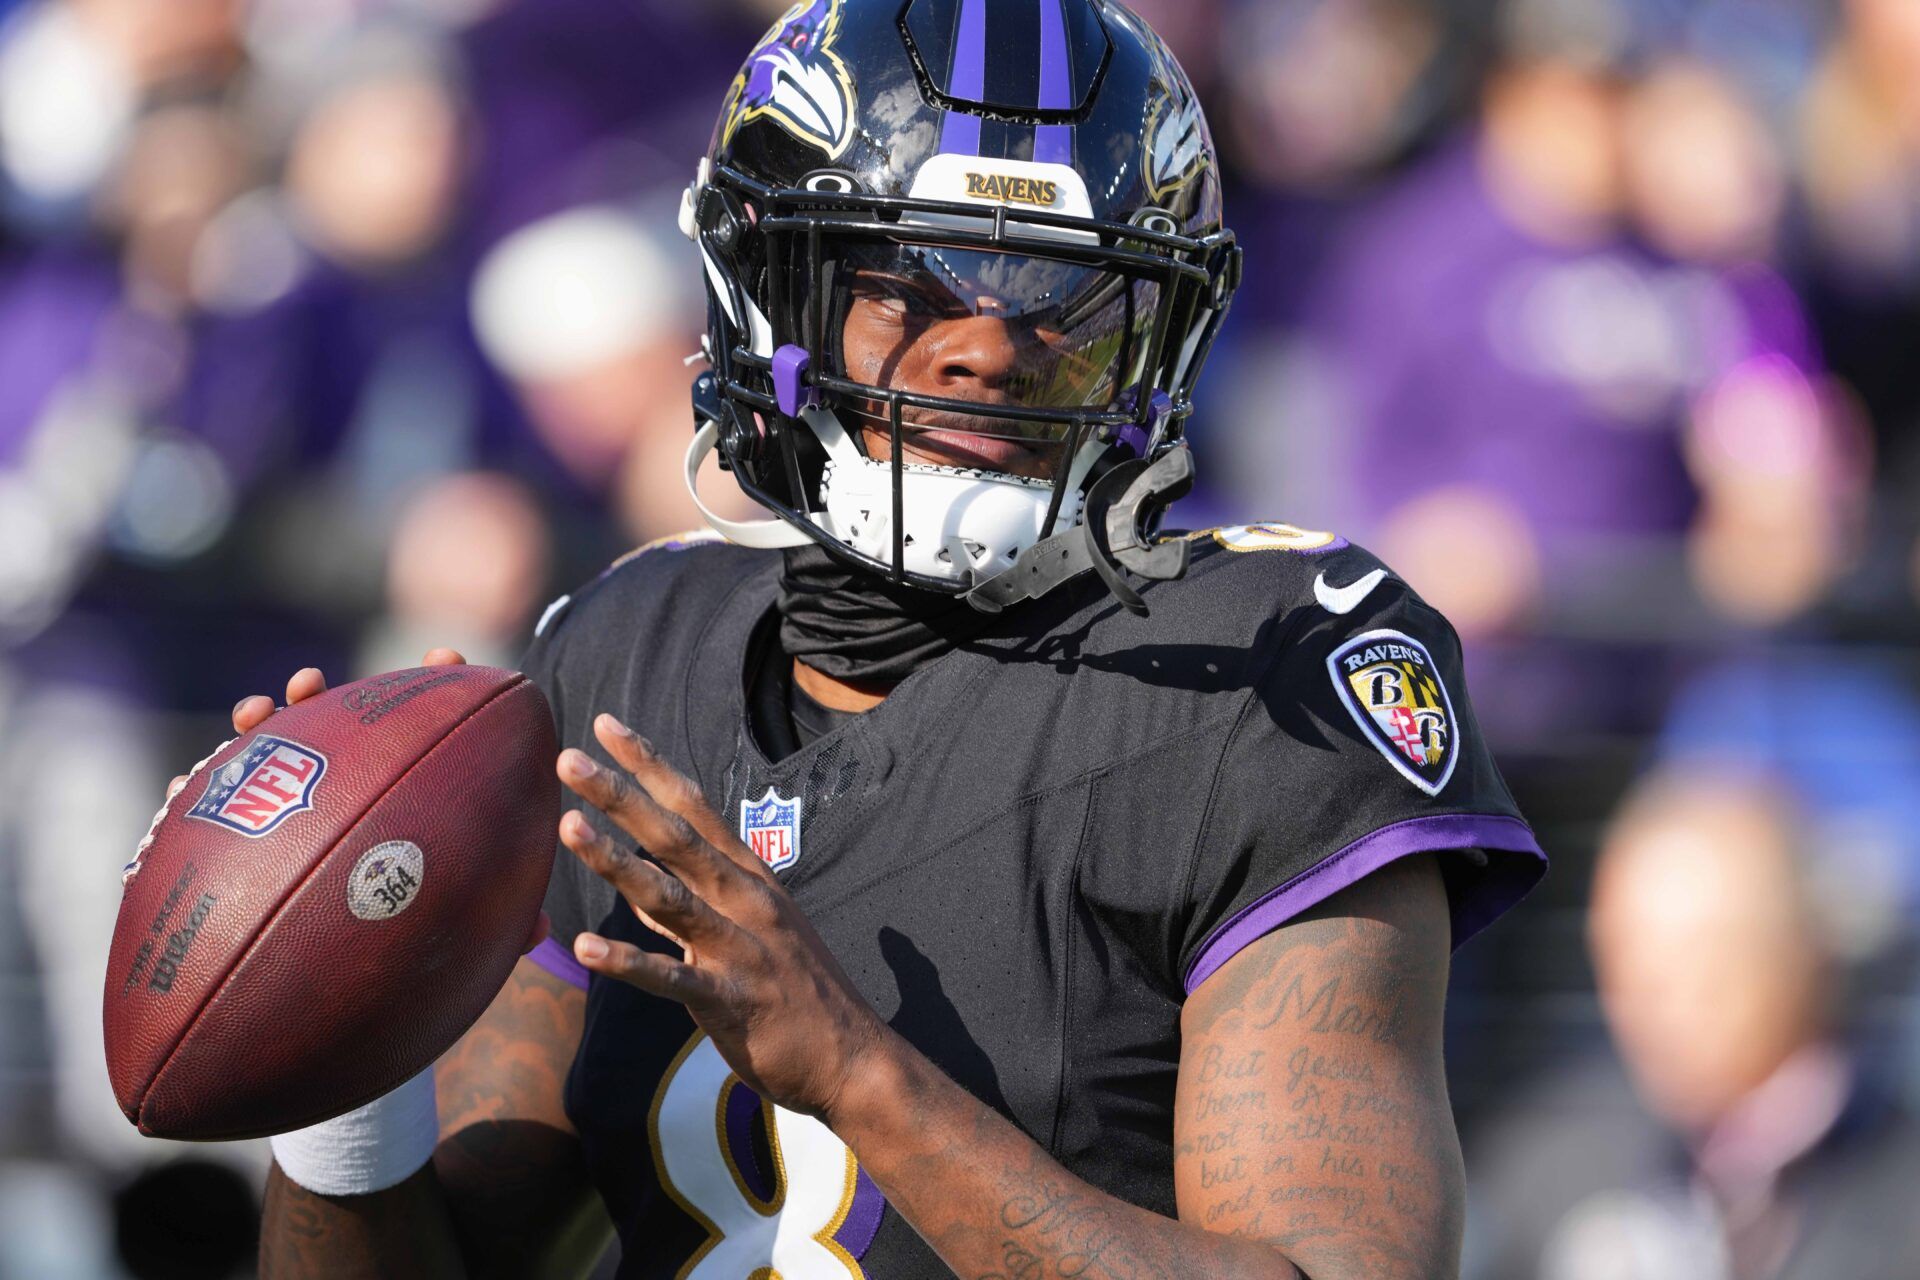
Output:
[261, 1162, 466, 1280]
[261, 1123, 610, 1280]
[433, 1115, 616, 1279]
[829, 1030, 1306, 1280]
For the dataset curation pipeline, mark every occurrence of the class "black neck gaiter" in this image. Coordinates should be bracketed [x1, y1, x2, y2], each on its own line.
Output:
[776, 543, 999, 684]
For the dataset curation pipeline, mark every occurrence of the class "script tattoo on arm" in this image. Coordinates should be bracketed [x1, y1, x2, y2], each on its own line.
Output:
[434, 959, 613, 1279]
[819, 861, 1458, 1280]
[1172, 854, 1464, 1280]
[260, 959, 612, 1280]
[836, 1066, 1308, 1280]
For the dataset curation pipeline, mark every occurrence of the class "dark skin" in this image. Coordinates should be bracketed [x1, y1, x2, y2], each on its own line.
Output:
[249, 302, 1465, 1278]
[799, 278, 1058, 715]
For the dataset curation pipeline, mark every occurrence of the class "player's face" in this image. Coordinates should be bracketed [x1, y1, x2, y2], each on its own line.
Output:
[831, 242, 1158, 480]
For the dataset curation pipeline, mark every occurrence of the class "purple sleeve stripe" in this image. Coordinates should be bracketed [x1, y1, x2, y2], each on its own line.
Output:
[526, 936, 590, 991]
[1182, 814, 1546, 995]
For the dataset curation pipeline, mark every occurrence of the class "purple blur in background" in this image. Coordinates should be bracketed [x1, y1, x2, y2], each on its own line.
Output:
[1, 1, 1918, 1277]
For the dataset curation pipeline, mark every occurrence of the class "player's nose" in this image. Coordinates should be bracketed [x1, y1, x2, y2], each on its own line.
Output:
[930, 313, 1022, 394]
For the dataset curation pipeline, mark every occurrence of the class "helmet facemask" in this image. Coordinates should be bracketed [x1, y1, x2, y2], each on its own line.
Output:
[687, 162, 1238, 606]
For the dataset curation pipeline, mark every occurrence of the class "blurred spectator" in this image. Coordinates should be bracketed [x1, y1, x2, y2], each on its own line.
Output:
[471, 203, 762, 542]
[1467, 766, 1920, 1280]
[361, 469, 551, 673]
[1794, 0, 1920, 610]
[1220, 0, 1453, 196]
[279, 29, 465, 277]
[1207, 9, 1871, 751]
[1657, 652, 1920, 943]
[0, 0, 138, 226]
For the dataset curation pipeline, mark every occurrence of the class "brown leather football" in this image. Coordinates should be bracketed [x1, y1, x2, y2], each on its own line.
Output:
[104, 665, 558, 1140]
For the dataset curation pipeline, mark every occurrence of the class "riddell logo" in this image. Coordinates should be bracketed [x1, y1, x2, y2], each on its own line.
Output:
[965, 172, 1059, 206]
[187, 736, 327, 838]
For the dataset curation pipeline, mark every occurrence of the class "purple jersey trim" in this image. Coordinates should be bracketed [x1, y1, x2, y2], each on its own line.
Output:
[1033, 0, 1072, 165]
[1182, 814, 1546, 995]
[723, 1081, 777, 1203]
[833, 1165, 887, 1258]
[527, 936, 591, 991]
[938, 0, 987, 155]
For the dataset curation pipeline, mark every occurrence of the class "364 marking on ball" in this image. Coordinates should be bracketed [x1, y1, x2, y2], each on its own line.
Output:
[348, 841, 426, 921]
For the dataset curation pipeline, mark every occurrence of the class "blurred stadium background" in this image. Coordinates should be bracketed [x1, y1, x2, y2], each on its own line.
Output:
[2, 0, 1918, 1276]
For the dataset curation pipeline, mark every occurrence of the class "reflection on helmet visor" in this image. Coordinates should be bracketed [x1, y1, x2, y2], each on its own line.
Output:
[818, 240, 1161, 443]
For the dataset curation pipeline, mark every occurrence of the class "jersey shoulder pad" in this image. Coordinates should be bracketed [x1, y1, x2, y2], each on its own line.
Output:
[606, 528, 732, 573]
[533, 529, 762, 640]
[1173, 520, 1397, 616]
[1186, 521, 1350, 556]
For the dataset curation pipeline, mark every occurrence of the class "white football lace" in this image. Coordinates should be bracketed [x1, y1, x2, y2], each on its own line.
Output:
[121, 733, 240, 886]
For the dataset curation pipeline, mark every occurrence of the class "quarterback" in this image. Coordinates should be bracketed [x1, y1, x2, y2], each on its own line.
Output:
[246, 1, 1545, 1276]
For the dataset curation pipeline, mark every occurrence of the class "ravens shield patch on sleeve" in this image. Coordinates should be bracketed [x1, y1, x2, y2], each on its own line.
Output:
[1327, 630, 1459, 796]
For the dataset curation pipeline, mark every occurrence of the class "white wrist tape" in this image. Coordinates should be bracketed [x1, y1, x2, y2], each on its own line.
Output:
[269, 1067, 439, 1196]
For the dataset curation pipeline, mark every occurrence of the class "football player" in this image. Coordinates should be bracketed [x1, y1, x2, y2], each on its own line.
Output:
[245, 1, 1546, 1276]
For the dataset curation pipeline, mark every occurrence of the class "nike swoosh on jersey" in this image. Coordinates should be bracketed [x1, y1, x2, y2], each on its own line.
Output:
[1314, 569, 1389, 615]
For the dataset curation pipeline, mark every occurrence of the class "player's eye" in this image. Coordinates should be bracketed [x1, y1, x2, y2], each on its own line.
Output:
[850, 271, 966, 320]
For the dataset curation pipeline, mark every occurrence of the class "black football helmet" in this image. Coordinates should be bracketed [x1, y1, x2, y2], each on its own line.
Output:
[680, 0, 1240, 612]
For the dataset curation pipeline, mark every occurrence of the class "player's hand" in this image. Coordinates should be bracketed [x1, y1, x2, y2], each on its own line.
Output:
[557, 713, 887, 1121]
[157, 650, 551, 955]
[225, 648, 468, 737]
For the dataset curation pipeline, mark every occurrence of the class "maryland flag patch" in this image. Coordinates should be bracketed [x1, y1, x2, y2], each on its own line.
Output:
[1328, 630, 1458, 796]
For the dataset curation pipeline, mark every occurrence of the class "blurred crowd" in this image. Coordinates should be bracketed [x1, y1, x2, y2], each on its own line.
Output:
[2, 0, 1918, 1276]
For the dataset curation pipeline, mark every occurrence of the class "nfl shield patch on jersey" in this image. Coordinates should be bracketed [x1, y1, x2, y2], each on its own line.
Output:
[1327, 630, 1459, 796]
[187, 736, 327, 837]
[739, 787, 802, 873]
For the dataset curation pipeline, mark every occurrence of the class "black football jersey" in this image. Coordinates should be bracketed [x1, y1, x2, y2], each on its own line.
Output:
[522, 523, 1545, 1279]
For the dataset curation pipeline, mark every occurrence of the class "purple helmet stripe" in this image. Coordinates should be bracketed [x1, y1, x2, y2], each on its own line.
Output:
[937, 0, 988, 155]
[1033, 0, 1073, 165]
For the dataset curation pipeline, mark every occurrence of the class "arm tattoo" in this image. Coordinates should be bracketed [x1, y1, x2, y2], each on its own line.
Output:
[828, 859, 1458, 1280]
[1172, 854, 1464, 1279]
[833, 1040, 1304, 1280]
[260, 1163, 465, 1280]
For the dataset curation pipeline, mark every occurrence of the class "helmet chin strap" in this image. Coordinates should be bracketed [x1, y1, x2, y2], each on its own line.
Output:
[683, 417, 813, 549]
[965, 444, 1195, 617]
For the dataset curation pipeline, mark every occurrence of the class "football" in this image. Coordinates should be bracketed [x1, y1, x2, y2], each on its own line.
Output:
[104, 665, 558, 1141]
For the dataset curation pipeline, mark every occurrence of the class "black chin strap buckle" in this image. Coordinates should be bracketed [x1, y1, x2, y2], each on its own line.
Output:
[1082, 445, 1193, 615]
[965, 445, 1194, 616]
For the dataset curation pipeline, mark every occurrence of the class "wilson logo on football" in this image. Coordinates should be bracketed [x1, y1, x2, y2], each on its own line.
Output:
[187, 736, 328, 838]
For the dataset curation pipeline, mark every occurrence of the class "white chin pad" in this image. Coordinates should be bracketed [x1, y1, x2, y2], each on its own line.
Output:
[806, 407, 1106, 585]
[819, 457, 1082, 583]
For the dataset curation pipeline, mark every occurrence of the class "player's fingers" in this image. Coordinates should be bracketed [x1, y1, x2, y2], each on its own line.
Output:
[592, 715, 768, 880]
[558, 750, 738, 894]
[285, 667, 328, 706]
[167, 774, 187, 800]
[422, 648, 466, 667]
[559, 809, 729, 947]
[232, 695, 276, 734]
[572, 932, 719, 1005]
